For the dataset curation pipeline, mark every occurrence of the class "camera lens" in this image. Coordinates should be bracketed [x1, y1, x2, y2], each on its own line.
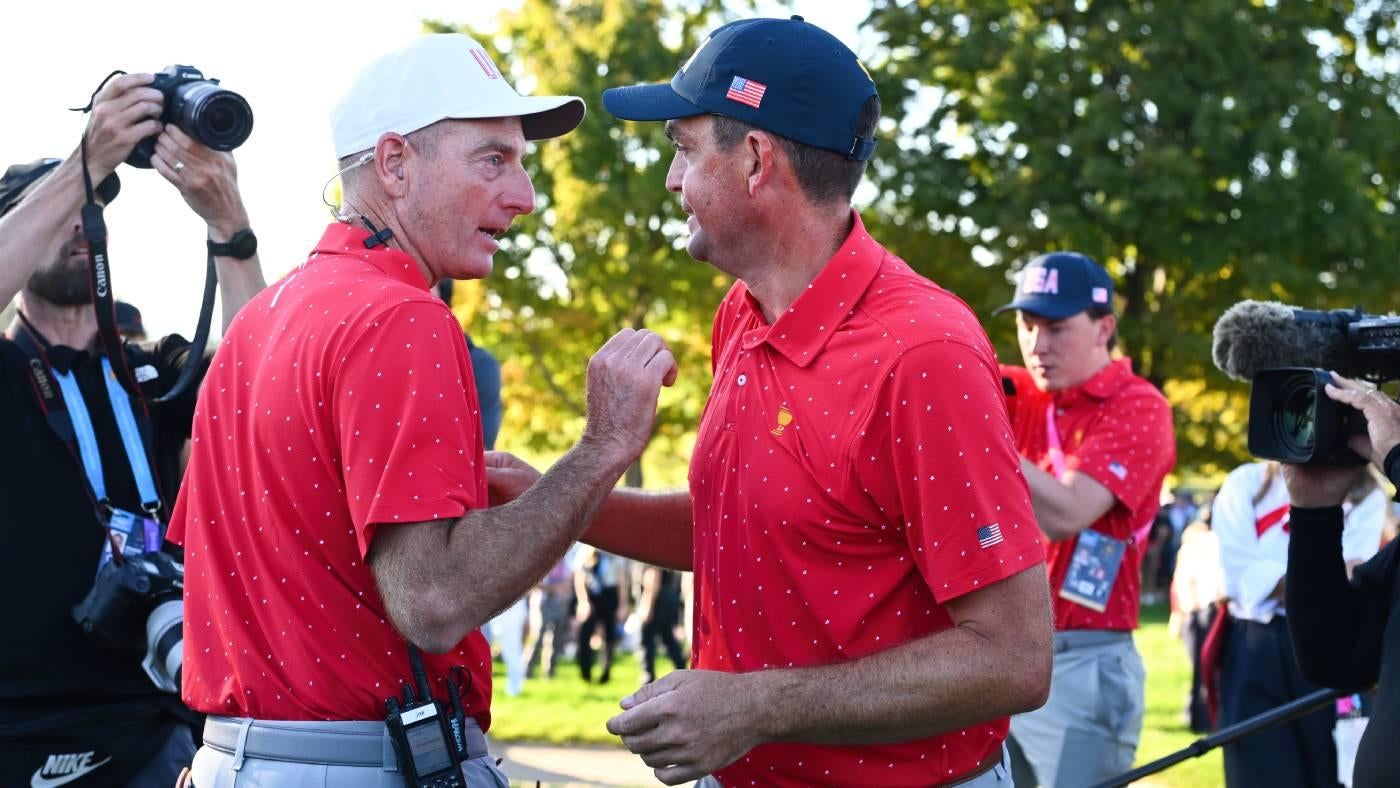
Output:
[174, 82, 253, 152]
[1275, 379, 1317, 454]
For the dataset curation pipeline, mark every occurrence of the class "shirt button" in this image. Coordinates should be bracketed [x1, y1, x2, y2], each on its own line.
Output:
[737, 374, 748, 386]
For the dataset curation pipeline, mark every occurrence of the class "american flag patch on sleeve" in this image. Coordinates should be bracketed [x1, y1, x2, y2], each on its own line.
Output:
[725, 76, 767, 109]
[977, 523, 1005, 549]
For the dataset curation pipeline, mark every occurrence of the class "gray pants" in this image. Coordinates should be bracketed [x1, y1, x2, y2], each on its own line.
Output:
[190, 716, 508, 787]
[694, 743, 1013, 787]
[1008, 631, 1144, 788]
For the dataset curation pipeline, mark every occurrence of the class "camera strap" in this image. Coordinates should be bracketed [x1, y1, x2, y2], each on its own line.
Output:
[11, 315, 164, 525]
[70, 72, 220, 406]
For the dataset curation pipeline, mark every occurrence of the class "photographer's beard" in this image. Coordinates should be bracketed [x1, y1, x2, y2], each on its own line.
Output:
[25, 241, 92, 307]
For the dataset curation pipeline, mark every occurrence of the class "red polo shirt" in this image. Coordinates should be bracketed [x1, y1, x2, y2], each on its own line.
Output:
[169, 223, 492, 726]
[1001, 360, 1175, 631]
[692, 213, 1045, 786]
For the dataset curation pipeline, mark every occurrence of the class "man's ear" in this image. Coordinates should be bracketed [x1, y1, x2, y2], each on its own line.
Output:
[744, 130, 780, 197]
[1097, 312, 1118, 346]
[373, 132, 410, 198]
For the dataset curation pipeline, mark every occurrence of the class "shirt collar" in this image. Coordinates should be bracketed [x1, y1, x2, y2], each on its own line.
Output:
[749, 211, 884, 368]
[1055, 357, 1135, 405]
[311, 222, 432, 291]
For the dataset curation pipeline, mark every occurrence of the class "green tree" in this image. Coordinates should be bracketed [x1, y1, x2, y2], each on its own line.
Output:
[864, 0, 1400, 476]
[430, 0, 727, 486]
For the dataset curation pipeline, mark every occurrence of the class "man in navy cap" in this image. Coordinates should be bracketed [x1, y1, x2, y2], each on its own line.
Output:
[489, 16, 1053, 787]
[996, 252, 1176, 786]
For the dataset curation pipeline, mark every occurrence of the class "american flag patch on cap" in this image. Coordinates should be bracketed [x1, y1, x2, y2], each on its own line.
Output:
[725, 76, 767, 109]
[977, 523, 1004, 549]
[1092, 286, 1109, 303]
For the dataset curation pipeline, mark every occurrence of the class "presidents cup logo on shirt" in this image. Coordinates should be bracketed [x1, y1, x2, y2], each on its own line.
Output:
[31, 751, 112, 788]
[771, 406, 794, 437]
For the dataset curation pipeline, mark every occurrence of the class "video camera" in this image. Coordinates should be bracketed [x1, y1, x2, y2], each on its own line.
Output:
[126, 64, 254, 168]
[1213, 301, 1400, 465]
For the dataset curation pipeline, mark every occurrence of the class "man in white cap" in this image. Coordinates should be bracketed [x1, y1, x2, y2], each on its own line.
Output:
[171, 33, 678, 786]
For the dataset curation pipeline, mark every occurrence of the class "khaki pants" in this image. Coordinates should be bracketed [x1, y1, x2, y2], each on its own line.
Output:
[1008, 631, 1144, 788]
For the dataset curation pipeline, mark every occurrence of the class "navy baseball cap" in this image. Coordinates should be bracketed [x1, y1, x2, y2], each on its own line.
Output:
[602, 16, 878, 161]
[0, 158, 120, 218]
[994, 252, 1115, 320]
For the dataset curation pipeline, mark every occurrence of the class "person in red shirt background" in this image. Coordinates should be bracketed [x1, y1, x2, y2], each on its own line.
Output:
[489, 16, 1054, 788]
[995, 252, 1177, 787]
[170, 34, 679, 786]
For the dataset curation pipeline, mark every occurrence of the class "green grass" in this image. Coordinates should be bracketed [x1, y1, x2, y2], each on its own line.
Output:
[1134, 602, 1224, 787]
[488, 656, 678, 745]
[490, 605, 1224, 786]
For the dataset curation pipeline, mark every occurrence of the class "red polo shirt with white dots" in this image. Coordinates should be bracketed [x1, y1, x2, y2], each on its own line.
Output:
[1001, 360, 1175, 631]
[168, 222, 493, 726]
[692, 212, 1045, 786]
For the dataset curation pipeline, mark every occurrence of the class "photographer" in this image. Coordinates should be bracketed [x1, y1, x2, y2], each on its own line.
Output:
[0, 72, 264, 786]
[1281, 373, 1400, 788]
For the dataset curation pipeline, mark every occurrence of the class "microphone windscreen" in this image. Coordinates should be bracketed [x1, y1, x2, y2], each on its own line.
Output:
[1212, 300, 1358, 381]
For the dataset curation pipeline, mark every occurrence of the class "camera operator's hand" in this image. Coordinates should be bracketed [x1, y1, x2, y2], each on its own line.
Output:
[1324, 372, 1400, 469]
[79, 73, 164, 181]
[1281, 462, 1368, 509]
[149, 125, 250, 241]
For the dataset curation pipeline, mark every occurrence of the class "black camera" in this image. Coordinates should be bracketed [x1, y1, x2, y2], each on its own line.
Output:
[1241, 308, 1400, 465]
[72, 550, 184, 691]
[126, 64, 254, 169]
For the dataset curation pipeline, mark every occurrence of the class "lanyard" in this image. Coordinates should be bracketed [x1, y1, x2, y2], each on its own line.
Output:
[1044, 403, 1067, 480]
[52, 357, 160, 514]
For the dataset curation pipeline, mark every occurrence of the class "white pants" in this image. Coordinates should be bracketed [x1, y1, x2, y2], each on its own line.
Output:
[489, 598, 529, 696]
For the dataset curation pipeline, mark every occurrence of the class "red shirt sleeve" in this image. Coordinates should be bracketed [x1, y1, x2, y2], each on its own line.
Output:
[1065, 384, 1176, 529]
[855, 340, 1046, 603]
[331, 300, 485, 557]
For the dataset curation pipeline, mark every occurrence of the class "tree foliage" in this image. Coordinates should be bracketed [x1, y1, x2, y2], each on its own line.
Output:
[863, 0, 1400, 476]
[432, 1, 1400, 481]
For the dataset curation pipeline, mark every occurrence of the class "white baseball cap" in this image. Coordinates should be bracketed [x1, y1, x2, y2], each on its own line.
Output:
[330, 33, 585, 159]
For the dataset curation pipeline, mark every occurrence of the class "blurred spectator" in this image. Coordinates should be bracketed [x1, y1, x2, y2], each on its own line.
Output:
[637, 565, 687, 685]
[114, 300, 146, 341]
[1210, 460, 1384, 787]
[1158, 488, 1199, 593]
[527, 552, 576, 679]
[575, 547, 627, 684]
[1167, 504, 1222, 733]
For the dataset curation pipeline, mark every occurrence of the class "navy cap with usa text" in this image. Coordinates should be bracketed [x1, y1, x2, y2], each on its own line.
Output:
[994, 252, 1115, 320]
[602, 16, 878, 161]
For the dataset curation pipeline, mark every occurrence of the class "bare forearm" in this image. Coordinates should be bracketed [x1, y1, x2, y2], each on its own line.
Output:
[583, 487, 693, 570]
[1021, 460, 1076, 541]
[376, 438, 632, 652]
[749, 621, 1050, 746]
[0, 159, 90, 306]
[214, 253, 266, 332]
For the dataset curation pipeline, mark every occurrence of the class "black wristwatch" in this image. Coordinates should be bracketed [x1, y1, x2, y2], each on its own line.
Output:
[207, 228, 258, 260]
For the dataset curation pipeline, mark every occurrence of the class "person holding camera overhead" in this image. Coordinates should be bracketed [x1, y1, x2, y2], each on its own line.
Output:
[0, 72, 265, 786]
[1281, 373, 1400, 788]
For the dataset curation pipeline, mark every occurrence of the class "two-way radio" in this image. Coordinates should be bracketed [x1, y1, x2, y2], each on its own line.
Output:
[384, 647, 465, 788]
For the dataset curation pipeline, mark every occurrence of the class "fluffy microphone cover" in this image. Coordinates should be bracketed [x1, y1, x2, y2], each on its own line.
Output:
[1212, 300, 1358, 381]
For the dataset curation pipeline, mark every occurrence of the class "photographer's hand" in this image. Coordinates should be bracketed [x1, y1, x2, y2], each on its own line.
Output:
[79, 73, 163, 180]
[150, 125, 266, 330]
[150, 126, 249, 239]
[1323, 372, 1400, 469]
